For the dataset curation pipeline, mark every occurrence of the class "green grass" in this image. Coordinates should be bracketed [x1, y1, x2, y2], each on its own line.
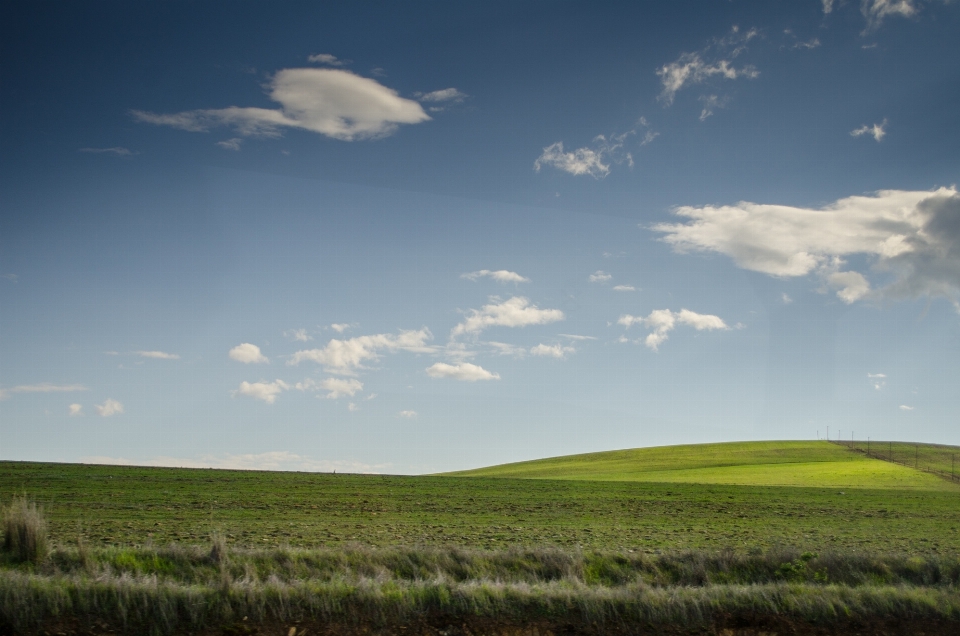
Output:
[444, 440, 959, 490]
[2, 459, 960, 554]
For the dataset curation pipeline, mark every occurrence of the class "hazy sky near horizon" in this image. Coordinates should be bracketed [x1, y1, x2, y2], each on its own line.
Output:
[2, 1, 959, 474]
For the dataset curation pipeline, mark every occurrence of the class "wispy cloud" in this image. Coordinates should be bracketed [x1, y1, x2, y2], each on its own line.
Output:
[899, 404, 915, 411]
[295, 377, 363, 399]
[0, 383, 87, 401]
[426, 362, 500, 381]
[529, 343, 575, 359]
[415, 88, 468, 103]
[308, 53, 346, 66]
[657, 26, 759, 106]
[94, 398, 124, 416]
[619, 309, 729, 351]
[862, 0, 920, 32]
[461, 270, 530, 284]
[285, 328, 313, 342]
[232, 380, 288, 404]
[588, 271, 613, 283]
[613, 285, 636, 292]
[216, 138, 242, 151]
[289, 329, 434, 375]
[534, 119, 656, 179]
[652, 187, 960, 307]
[78, 147, 136, 156]
[229, 343, 269, 364]
[69, 404, 83, 416]
[851, 119, 887, 142]
[399, 410, 418, 418]
[135, 350, 179, 360]
[559, 334, 597, 341]
[451, 297, 563, 338]
[133, 68, 430, 142]
[868, 372, 886, 390]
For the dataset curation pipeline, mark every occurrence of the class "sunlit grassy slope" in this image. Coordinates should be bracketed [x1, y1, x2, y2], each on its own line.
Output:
[445, 441, 957, 490]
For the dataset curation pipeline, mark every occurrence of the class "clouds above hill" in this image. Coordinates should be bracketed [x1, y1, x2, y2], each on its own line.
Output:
[288, 329, 433, 374]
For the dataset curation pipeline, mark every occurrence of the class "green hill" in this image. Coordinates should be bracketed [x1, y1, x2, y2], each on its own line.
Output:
[444, 440, 958, 490]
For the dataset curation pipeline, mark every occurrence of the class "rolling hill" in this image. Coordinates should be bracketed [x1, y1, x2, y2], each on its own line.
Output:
[444, 440, 959, 490]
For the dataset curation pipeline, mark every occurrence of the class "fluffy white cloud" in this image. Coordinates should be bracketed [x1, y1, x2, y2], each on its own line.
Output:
[613, 285, 636, 292]
[426, 362, 500, 381]
[233, 380, 289, 404]
[530, 343, 575, 359]
[461, 269, 530, 284]
[589, 270, 613, 283]
[69, 404, 83, 416]
[330, 323, 355, 333]
[289, 329, 433, 374]
[451, 297, 564, 338]
[82, 451, 387, 473]
[619, 309, 729, 351]
[0, 383, 87, 400]
[416, 88, 468, 103]
[862, 0, 919, 31]
[95, 398, 124, 416]
[133, 68, 430, 142]
[399, 410, 418, 418]
[229, 343, 269, 364]
[135, 350, 179, 360]
[652, 187, 960, 306]
[307, 53, 345, 66]
[295, 377, 363, 399]
[851, 119, 887, 142]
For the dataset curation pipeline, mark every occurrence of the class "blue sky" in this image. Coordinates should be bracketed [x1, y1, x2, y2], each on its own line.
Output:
[1, 1, 959, 474]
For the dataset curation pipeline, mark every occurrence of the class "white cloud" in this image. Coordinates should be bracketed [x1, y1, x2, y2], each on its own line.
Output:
[619, 309, 729, 351]
[416, 88, 468, 103]
[792, 37, 821, 50]
[461, 269, 530, 284]
[559, 334, 598, 341]
[451, 297, 564, 338]
[295, 377, 363, 399]
[216, 138, 242, 151]
[78, 147, 135, 156]
[233, 380, 288, 404]
[851, 119, 887, 142]
[426, 362, 500, 381]
[530, 343, 575, 359]
[823, 0, 835, 14]
[289, 329, 433, 374]
[0, 383, 87, 401]
[229, 343, 269, 364]
[133, 68, 430, 142]
[862, 0, 919, 31]
[285, 328, 312, 342]
[899, 404, 915, 411]
[95, 398, 124, 416]
[135, 350, 180, 360]
[347, 402, 359, 412]
[657, 55, 758, 105]
[534, 123, 653, 179]
[69, 404, 83, 416]
[399, 410, 417, 418]
[613, 285, 636, 292]
[781, 293, 793, 304]
[81, 451, 387, 473]
[868, 372, 887, 378]
[652, 187, 960, 306]
[329, 323, 354, 333]
[589, 270, 613, 283]
[698, 94, 728, 121]
[308, 53, 345, 66]
[487, 341, 526, 357]
[868, 372, 887, 390]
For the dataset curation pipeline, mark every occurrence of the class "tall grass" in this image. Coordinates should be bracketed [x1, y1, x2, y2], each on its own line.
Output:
[1, 497, 48, 565]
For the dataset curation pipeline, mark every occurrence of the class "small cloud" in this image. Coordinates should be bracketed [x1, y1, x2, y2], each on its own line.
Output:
[232, 380, 288, 404]
[851, 119, 887, 142]
[793, 37, 821, 50]
[229, 343, 269, 364]
[530, 343, 575, 359]
[559, 334, 597, 341]
[365, 393, 377, 400]
[285, 328, 312, 342]
[95, 398, 124, 417]
[295, 377, 363, 399]
[781, 293, 793, 304]
[534, 122, 653, 179]
[347, 402, 359, 412]
[868, 372, 886, 390]
[2, 274, 16, 283]
[426, 362, 500, 381]
[589, 270, 613, 283]
[370, 67, 386, 77]
[415, 88, 468, 103]
[612, 285, 636, 292]
[461, 270, 530, 284]
[698, 94, 729, 121]
[69, 404, 83, 416]
[619, 308, 729, 351]
[329, 323, 355, 333]
[822, 0, 835, 14]
[899, 404, 914, 411]
[399, 410, 417, 418]
[135, 350, 180, 360]
[487, 341, 526, 357]
[307, 53, 346, 66]
[451, 297, 563, 338]
[78, 147, 136, 156]
[0, 383, 87, 401]
[216, 138, 242, 151]
[861, 0, 919, 32]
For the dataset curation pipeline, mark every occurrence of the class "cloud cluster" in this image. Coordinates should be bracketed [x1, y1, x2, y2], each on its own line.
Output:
[851, 119, 887, 142]
[135, 350, 179, 360]
[229, 343, 269, 364]
[461, 270, 530, 284]
[451, 297, 564, 338]
[133, 68, 430, 142]
[652, 187, 960, 306]
[534, 121, 656, 179]
[289, 329, 433, 374]
[619, 309, 729, 351]
[426, 362, 500, 381]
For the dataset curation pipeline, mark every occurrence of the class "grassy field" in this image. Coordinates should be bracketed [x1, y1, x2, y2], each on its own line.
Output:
[444, 440, 959, 490]
[1, 456, 959, 555]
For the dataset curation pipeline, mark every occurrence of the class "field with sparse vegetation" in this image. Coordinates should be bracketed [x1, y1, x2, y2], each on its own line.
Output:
[2, 441, 959, 634]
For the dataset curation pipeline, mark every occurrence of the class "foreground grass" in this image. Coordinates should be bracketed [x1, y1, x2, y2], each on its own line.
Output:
[2, 545, 960, 634]
[445, 441, 957, 490]
[2, 461, 960, 554]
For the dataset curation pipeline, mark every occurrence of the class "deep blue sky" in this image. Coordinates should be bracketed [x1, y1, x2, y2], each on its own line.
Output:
[2, 1, 959, 473]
